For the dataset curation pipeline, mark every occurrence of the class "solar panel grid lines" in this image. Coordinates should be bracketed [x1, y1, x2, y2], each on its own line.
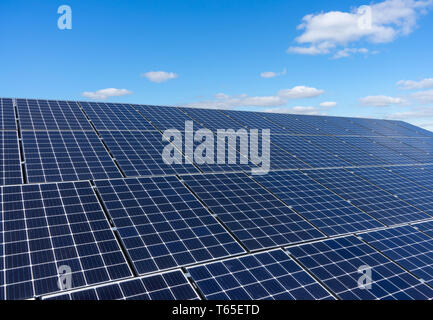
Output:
[21, 130, 123, 183]
[93, 176, 245, 275]
[187, 249, 335, 300]
[351, 167, 433, 217]
[0, 98, 16, 131]
[251, 170, 385, 237]
[288, 235, 433, 300]
[388, 120, 433, 138]
[303, 168, 431, 226]
[413, 220, 433, 238]
[220, 110, 291, 134]
[0, 131, 23, 186]
[351, 117, 425, 138]
[41, 269, 200, 300]
[255, 112, 326, 135]
[0, 180, 133, 300]
[360, 225, 433, 287]
[180, 172, 325, 251]
[16, 99, 93, 132]
[393, 137, 433, 153]
[79, 102, 155, 131]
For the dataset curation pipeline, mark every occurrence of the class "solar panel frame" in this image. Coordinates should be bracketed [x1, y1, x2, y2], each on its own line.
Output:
[94, 176, 245, 275]
[288, 235, 433, 300]
[187, 249, 335, 300]
[180, 172, 325, 251]
[0, 98, 16, 130]
[22, 131, 123, 184]
[42, 270, 200, 300]
[1, 181, 133, 300]
[0, 131, 23, 186]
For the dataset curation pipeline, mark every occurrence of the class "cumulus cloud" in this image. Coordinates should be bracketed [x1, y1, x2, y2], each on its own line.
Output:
[82, 88, 132, 100]
[288, 0, 432, 57]
[260, 68, 287, 78]
[411, 89, 433, 103]
[360, 95, 406, 106]
[141, 71, 178, 83]
[183, 86, 325, 109]
[398, 78, 433, 89]
[319, 101, 337, 107]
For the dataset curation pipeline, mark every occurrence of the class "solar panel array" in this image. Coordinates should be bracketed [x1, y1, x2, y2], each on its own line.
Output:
[2, 97, 433, 300]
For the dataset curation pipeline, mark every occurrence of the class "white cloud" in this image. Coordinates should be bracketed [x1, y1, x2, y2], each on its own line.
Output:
[359, 95, 406, 106]
[333, 48, 369, 59]
[319, 101, 337, 107]
[398, 78, 433, 89]
[260, 68, 287, 78]
[411, 89, 433, 103]
[141, 71, 178, 83]
[278, 86, 325, 99]
[82, 88, 133, 100]
[288, 0, 432, 56]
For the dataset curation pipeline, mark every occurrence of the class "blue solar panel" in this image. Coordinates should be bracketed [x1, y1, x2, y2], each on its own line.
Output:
[350, 117, 422, 137]
[0, 131, 23, 186]
[393, 137, 433, 153]
[133, 105, 202, 132]
[387, 120, 433, 138]
[257, 112, 326, 135]
[79, 102, 155, 131]
[253, 170, 383, 236]
[289, 235, 433, 300]
[42, 270, 199, 300]
[181, 107, 248, 132]
[0, 181, 133, 300]
[271, 135, 351, 168]
[385, 165, 433, 191]
[413, 220, 433, 238]
[362, 225, 433, 287]
[352, 166, 433, 217]
[16, 99, 92, 131]
[94, 176, 245, 275]
[22, 131, 122, 183]
[180, 172, 324, 251]
[292, 115, 360, 136]
[367, 137, 433, 163]
[319, 116, 376, 136]
[220, 110, 290, 134]
[188, 249, 334, 300]
[338, 136, 418, 165]
[0, 98, 16, 130]
[99, 130, 200, 177]
[304, 168, 429, 226]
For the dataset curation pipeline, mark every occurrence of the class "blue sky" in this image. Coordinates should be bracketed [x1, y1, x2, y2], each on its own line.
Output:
[1, 0, 433, 129]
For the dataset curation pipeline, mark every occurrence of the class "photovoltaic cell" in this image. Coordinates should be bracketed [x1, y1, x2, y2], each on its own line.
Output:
[387, 120, 433, 138]
[42, 270, 199, 300]
[99, 130, 200, 177]
[22, 131, 122, 183]
[352, 166, 433, 217]
[180, 172, 324, 251]
[133, 105, 201, 132]
[319, 117, 376, 136]
[350, 117, 421, 137]
[257, 112, 325, 135]
[393, 137, 433, 153]
[0, 98, 16, 130]
[386, 165, 433, 192]
[16, 99, 92, 131]
[188, 250, 334, 300]
[294, 115, 361, 136]
[94, 176, 244, 275]
[414, 220, 433, 238]
[0, 131, 22, 186]
[362, 225, 433, 287]
[0, 181, 132, 300]
[253, 170, 383, 236]
[79, 102, 154, 131]
[220, 110, 290, 134]
[289, 236, 433, 300]
[339, 136, 418, 165]
[304, 168, 429, 226]
[271, 135, 350, 168]
[181, 108, 247, 132]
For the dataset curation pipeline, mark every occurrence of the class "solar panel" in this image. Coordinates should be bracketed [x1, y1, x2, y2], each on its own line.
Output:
[318, 116, 376, 136]
[338, 136, 418, 165]
[294, 115, 365, 136]
[257, 112, 325, 135]
[393, 137, 433, 153]
[271, 135, 350, 168]
[253, 170, 384, 236]
[352, 166, 433, 217]
[350, 118, 423, 137]
[187, 249, 334, 300]
[288, 235, 433, 300]
[0, 181, 133, 300]
[181, 107, 248, 132]
[94, 176, 245, 275]
[42, 270, 199, 300]
[362, 225, 433, 287]
[388, 165, 433, 192]
[22, 131, 122, 183]
[387, 120, 433, 138]
[180, 172, 324, 251]
[0, 131, 23, 186]
[133, 105, 202, 132]
[304, 168, 430, 226]
[99, 130, 200, 177]
[16, 99, 92, 131]
[413, 220, 433, 238]
[220, 110, 290, 134]
[79, 102, 155, 131]
[0, 98, 16, 130]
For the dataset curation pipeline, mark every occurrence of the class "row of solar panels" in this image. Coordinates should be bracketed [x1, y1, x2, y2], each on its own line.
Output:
[38, 222, 433, 300]
[1, 98, 433, 136]
[2, 165, 433, 300]
[2, 128, 433, 186]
